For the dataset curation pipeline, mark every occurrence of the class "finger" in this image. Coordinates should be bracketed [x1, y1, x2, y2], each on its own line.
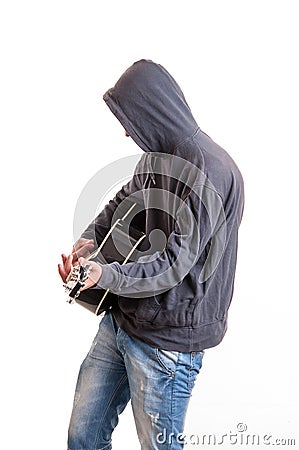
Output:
[84, 239, 94, 246]
[77, 243, 94, 257]
[73, 239, 94, 252]
[75, 241, 94, 253]
[78, 257, 88, 266]
[64, 254, 73, 276]
[58, 264, 67, 283]
[72, 240, 94, 260]
[85, 240, 95, 250]
[72, 243, 94, 261]
[71, 250, 80, 263]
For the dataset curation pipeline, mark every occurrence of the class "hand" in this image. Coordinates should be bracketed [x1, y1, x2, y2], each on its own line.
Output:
[72, 238, 95, 264]
[58, 238, 95, 283]
[78, 257, 103, 290]
[58, 253, 73, 283]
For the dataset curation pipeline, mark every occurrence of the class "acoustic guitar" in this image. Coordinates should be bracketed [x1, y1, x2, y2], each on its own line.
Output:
[63, 202, 146, 315]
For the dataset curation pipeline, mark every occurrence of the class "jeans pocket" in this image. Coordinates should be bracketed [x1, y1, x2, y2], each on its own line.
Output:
[188, 351, 204, 392]
[155, 348, 179, 377]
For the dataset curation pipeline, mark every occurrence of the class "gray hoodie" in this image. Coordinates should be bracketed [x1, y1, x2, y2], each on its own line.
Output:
[82, 59, 244, 352]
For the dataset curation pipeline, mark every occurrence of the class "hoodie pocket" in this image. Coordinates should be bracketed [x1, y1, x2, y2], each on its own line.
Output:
[135, 296, 161, 323]
[118, 295, 161, 323]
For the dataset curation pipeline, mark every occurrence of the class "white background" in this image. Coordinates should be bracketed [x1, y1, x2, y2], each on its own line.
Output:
[0, 1, 298, 449]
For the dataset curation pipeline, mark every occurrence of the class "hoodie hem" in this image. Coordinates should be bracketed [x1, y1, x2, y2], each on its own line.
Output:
[111, 309, 227, 352]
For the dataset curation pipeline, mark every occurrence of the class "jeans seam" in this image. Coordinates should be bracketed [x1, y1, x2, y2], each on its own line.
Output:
[187, 351, 203, 393]
[169, 368, 177, 450]
[97, 443, 111, 450]
[155, 348, 178, 377]
[94, 373, 128, 449]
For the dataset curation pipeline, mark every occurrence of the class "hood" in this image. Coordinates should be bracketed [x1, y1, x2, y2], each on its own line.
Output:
[103, 59, 199, 153]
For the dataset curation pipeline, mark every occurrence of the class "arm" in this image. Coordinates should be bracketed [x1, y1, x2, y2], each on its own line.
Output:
[90, 187, 221, 298]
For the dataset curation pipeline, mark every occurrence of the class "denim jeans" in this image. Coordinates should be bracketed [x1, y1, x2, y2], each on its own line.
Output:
[68, 312, 204, 450]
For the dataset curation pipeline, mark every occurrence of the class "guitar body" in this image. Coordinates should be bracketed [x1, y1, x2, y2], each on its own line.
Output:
[64, 202, 145, 316]
[74, 288, 117, 316]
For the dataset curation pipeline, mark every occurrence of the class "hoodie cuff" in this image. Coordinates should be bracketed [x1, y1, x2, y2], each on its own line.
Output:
[96, 263, 121, 291]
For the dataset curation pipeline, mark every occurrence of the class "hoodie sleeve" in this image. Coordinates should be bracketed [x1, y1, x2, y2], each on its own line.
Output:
[96, 185, 223, 298]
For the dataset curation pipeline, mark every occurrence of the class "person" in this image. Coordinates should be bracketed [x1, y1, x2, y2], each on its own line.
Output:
[58, 59, 244, 450]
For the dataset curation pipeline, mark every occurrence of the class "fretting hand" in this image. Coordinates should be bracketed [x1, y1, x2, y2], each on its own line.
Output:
[58, 238, 95, 283]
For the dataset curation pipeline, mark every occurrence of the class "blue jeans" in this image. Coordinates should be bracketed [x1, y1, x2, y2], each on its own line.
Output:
[68, 312, 204, 450]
